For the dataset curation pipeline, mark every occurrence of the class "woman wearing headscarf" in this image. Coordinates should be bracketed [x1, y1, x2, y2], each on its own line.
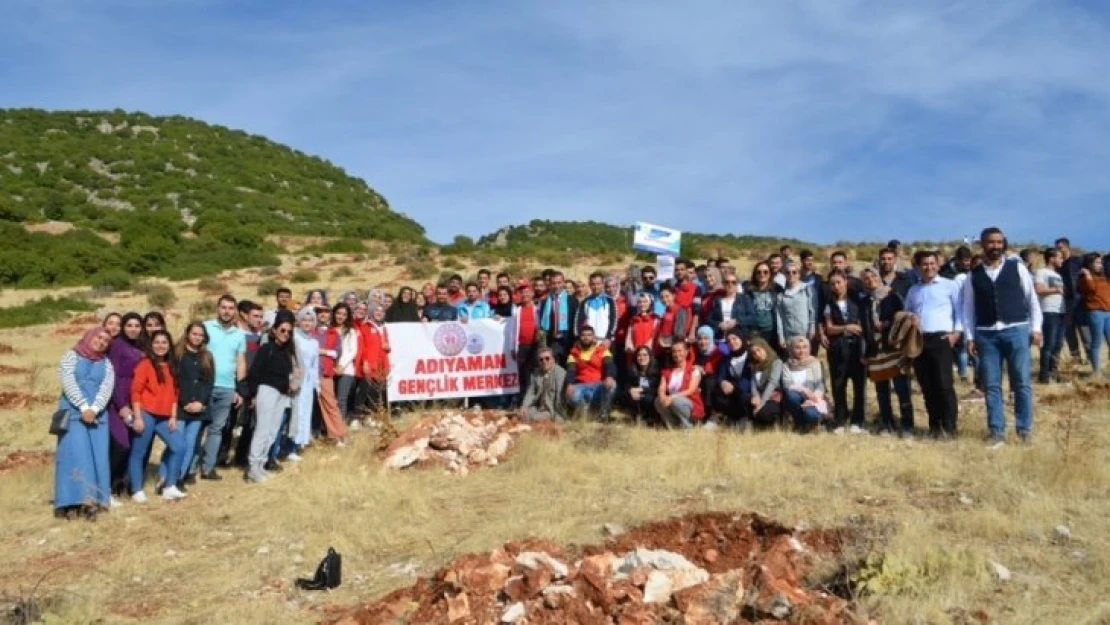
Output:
[128, 330, 186, 502]
[386, 287, 420, 323]
[106, 312, 143, 499]
[289, 307, 320, 460]
[746, 337, 784, 429]
[245, 310, 298, 483]
[710, 330, 751, 428]
[492, 286, 514, 319]
[860, 268, 914, 436]
[692, 326, 722, 413]
[781, 336, 829, 432]
[355, 301, 391, 417]
[621, 346, 660, 424]
[54, 327, 115, 520]
[699, 267, 725, 326]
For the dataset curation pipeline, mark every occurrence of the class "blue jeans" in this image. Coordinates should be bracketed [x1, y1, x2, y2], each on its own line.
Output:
[1090, 310, 1110, 375]
[1039, 312, 1065, 382]
[875, 375, 913, 432]
[129, 411, 184, 492]
[976, 325, 1033, 437]
[159, 419, 203, 483]
[783, 389, 821, 431]
[199, 387, 236, 474]
[567, 382, 615, 418]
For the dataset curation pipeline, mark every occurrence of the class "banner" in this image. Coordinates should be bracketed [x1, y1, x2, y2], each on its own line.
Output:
[387, 319, 520, 401]
[656, 254, 675, 281]
[633, 221, 682, 256]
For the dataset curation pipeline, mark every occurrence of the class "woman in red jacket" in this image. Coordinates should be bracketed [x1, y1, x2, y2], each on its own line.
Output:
[355, 301, 391, 417]
[655, 286, 691, 366]
[318, 314, 349, 445]
[128, 330, 186, 502]
[625, 293, 659, 364]
[655, 341, 705, 429]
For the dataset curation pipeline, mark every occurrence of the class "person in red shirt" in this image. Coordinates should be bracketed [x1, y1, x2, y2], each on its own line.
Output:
[565, 326, 618, 420]
[700, 267, 725, 326]
[514, 283, 540, 402]
[446, 274, 466, 306]
[656, 341, 706, 429]
[626, 293, 660, 362]
[655, 286, 692, 365]
[128, 330, 186, 502]
[673, 258, 700, 312]
[606, 275, 630, 359]
[354, 302, 391, 418]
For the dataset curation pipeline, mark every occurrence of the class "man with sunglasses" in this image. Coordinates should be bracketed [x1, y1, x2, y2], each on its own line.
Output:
[627, 265, 666, 317]
[708, 271, 754, 341]
[518, 347, 566, 421]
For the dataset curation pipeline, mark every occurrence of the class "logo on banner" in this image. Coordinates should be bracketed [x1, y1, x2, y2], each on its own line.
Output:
[433, 323, 468, 357]
[466, 333, 485, 354]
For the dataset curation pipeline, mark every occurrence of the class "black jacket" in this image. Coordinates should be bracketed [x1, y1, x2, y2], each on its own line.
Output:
[248, 341, 295, 397]
[176, 350, 215, 420]
[860, 290, 905, 357]
[622, 365, 660, 402]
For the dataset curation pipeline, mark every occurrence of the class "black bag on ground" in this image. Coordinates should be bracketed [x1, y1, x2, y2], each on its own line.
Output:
[296, 547, 341, 590]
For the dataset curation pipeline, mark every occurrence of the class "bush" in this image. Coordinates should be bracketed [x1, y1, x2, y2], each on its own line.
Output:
[257, 279, 282, 296]
[290, 269, 318, 283]
[407, 261, 437, 280]
[90, 269, 135, 292]
[0, 295, 98, 328]
[259, 266, 281, 277]
[145, 283, 177, 309]
[306, 238, 366, 254]
[196, 277, 228, 294]
[442, 257, 465, 270]
[332, 266, 354, 278]
[189, 299, 218, 320]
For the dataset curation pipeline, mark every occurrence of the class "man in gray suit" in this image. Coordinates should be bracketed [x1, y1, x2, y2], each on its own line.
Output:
[518, 347, 566, 421]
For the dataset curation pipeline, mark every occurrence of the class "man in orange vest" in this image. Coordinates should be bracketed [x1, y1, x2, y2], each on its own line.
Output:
[564, 326, 617, 420]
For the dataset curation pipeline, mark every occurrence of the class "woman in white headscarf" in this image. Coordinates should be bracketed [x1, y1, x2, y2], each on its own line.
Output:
[289, 306, 320, 459]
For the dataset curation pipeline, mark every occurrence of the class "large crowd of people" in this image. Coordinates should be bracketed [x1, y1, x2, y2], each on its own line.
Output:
[51, 227, 1110, 520]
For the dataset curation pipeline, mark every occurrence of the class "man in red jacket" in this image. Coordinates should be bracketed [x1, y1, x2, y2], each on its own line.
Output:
[564, 326, 617, 420]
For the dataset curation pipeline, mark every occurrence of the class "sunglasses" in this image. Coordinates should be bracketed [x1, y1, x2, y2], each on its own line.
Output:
[756, 270, 770, 275]
[275, 328, 290, 335]
[725, 279, 738, 284]
[787, 270, 799, 275]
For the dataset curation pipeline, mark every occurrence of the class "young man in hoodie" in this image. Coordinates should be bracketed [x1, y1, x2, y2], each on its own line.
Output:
[572, 272, 618, 349]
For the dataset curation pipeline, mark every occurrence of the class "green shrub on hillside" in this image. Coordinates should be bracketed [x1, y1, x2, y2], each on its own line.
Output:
[0, 295, 98, 328]
[257, 279, 282, 296]
[145, 284, 177, 309]
[90, 269, 134, 292]
[259, 266, 281, 277]
[406, 261, 437, 281]
[331, 266, 354, 279]
[290, 269, 318, 284]
[196, 277, 228, 294]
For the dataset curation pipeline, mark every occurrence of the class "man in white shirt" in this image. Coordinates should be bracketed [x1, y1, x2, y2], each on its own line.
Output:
[905, 251, 963, 439]
[1035, 248, 1066, 384]
[962, 227, 1043, 447]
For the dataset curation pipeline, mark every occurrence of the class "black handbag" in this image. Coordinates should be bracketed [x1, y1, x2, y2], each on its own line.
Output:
[296, 547, 341, 590]
[49, 408, 69, 436]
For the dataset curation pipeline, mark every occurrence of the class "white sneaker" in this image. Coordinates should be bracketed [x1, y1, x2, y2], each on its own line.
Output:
[161, 485, 188, 500]
[849, 425, 865, 435]
[285, 452, 303, 463]
[349, 420, 362, 431]
[336, 439, 347, 448]
[832, 427, 846, 436]
[109, 496, 123, 509]
[131, 491, 148, 504]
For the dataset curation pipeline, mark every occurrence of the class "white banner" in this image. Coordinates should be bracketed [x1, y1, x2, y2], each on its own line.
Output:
[656, 254, 676, 281]
[387, 319, 520, 401]
[633, 221, 682, 256]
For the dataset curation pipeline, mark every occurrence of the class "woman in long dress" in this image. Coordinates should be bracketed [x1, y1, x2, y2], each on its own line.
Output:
[290, 307, 320, 457]
[54, 327, 116, 521]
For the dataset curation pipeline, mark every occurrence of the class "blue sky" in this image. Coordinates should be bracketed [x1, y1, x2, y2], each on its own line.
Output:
[3, 0, 1109, 248]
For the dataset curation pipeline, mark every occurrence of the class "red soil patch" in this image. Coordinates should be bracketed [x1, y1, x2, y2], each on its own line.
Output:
[0, 450, 53, 473]
[326, 512, 866, 624]
[0, 363, 29, 375]
[0, 392, 53, 410]
[0, 343, 15, 354]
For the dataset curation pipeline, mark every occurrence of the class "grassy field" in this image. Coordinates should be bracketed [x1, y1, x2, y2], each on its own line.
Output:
[1, 254, 1108, 624]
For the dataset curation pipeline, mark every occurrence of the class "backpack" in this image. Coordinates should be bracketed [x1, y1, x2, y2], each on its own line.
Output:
[296, 547, 342, 590]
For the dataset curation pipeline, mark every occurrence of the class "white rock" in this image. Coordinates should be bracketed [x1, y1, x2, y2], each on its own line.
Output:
[501, 601, 525, 623]
[991, 561, 1011, 582]
[642, 570, 675, 603]
[257, 546, 270, 556]
[1054, 525, 1072, 540]
[516, 551, 569, 579]
[542, 584, 575, 596]
[164, 549, 177, 558]
[293, 555, 305, 565]
[602, 523, 626, 538]
[487, 433, 513, 459]
[958, 493, 974, 505]
[618, 548, 700, 574]
[384, 438, 429, 469]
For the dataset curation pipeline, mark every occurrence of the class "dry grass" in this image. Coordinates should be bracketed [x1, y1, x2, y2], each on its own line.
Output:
[1, 255, 1108, 624]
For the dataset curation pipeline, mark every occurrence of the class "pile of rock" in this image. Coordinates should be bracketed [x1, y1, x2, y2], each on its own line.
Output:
[331, 512, 868, 624]
[383, 412, 538, 475]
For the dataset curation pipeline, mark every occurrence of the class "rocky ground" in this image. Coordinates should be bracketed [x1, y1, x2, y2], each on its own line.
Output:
[326, 512, 869, 624]
[383, 411, 560, 475]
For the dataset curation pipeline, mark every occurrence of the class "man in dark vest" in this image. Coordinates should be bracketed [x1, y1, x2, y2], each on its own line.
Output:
[962, 227, 1043, 448]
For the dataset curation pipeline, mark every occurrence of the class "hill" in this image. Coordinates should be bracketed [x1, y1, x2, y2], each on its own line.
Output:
[0, 108, 425, 287]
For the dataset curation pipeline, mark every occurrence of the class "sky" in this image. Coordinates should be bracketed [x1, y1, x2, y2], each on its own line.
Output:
[2, 0, 1109, 248]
